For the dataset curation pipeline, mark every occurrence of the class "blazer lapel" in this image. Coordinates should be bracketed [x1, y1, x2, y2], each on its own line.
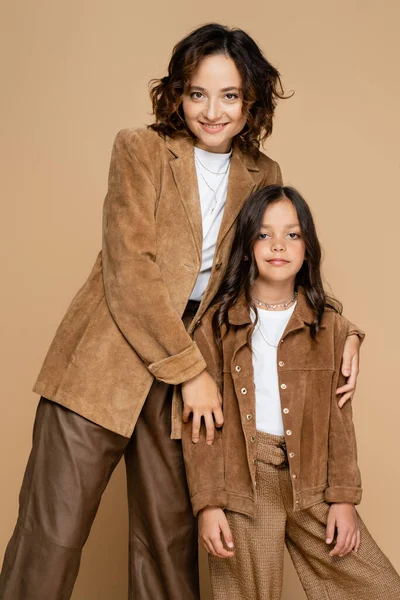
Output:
[166, 136, 203, 260]
[215, 147, 258, 253]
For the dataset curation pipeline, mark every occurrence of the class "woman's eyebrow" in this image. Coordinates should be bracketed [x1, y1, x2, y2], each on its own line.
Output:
[189, 85, 241, 92]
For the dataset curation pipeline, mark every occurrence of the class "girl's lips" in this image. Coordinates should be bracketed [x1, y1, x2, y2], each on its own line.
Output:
[199, 122, 228, 134]
[267, 259, 289, 266]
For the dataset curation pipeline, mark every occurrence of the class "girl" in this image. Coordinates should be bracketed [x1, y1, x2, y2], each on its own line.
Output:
[0, 25, 361, 600]
[182, 184, 400, 599]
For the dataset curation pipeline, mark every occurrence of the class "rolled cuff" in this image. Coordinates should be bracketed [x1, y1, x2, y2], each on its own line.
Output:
[346, 321, 365, 344]
[325, 485, 362, 505]
[148, 341, 206, 385]
[191, 490, 228, 517]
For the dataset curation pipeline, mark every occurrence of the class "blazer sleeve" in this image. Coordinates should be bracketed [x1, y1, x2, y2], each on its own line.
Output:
[325, 317, 363, 504]
[181, 309, 227, 516]
[102, 129, 206, 385]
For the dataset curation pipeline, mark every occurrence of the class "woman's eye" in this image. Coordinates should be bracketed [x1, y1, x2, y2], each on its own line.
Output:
[190, 92, 204, 100]
[224, 93, 239, 100]
[287, 232, 300, 239]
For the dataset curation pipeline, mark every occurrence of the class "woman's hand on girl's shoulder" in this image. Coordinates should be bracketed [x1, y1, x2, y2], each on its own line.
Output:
[198, 506, 235, 559]
[181, 370, 223, 445]
[326, 502, 361, 557]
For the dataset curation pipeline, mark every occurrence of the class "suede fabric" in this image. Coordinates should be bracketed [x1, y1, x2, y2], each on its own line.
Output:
[33, 128, 282, 437]
[182, 289, 364, 517]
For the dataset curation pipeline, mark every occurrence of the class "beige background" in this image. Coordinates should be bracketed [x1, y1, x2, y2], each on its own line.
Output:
[1, 1, 399, 598]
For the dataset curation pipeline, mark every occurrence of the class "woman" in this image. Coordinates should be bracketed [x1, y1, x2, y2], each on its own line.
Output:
[0, 23, 361, 600]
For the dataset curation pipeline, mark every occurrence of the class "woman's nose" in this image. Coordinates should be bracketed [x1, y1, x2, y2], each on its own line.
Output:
[202, 98, 220, 121]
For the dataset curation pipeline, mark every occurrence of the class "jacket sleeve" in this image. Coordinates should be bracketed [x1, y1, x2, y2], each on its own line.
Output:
[325, 318, 363, 504]
[181, 309, 227, 516]
[342, 316, 365, 341]
[102, 129, 206, 385]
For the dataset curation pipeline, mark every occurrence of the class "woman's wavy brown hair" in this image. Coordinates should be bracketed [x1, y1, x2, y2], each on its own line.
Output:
[149, 23, 288, 157]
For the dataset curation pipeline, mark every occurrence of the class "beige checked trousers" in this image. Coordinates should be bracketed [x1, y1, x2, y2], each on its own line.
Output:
[209, 432, 400, 600]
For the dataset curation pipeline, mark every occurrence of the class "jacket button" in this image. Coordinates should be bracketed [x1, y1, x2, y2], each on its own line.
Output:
[292, 473, 297, 479]
[253, 459, 257, 465]
[246, 413, 253, 421]
[295, 500, 299, 505]
[241, 387, 247, 395]
[289, 452, 295, 458]
[250, 435, 256, 443]
[279, 361, 285, 367]
[280, 383, 287, 390]
[235, 365, 242, 372]
[286, 429, 292, 436]
[196, 319, 202, 327]
[215, 262, 222, 270]
[283, 408, 289, 414]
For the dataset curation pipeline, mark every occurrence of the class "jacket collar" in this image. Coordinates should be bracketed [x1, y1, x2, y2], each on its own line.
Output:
[164, 133, 260, 172]
[228, 287, 317, 329]
[164, 133, 260, 261]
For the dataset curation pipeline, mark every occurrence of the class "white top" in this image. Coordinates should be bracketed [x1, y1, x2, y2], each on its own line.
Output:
[251, 303, 296, 435]
[190, 147, 231, 301]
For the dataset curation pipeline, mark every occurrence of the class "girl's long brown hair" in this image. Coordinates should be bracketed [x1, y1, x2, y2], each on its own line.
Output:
[211, 185, 342, 348]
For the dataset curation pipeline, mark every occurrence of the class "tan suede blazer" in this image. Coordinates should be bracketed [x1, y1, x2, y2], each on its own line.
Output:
[182, 290, 363, 517]
[33, 128, 282, 437]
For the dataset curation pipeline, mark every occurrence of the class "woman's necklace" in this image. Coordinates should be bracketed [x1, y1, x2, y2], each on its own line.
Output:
[194, 153, 231, 175]
[195, 155, 231, 213]
[252, 291, 298, 310]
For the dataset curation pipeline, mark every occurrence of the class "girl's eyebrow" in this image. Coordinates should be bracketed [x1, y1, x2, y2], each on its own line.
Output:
[260, 223, 300, 229]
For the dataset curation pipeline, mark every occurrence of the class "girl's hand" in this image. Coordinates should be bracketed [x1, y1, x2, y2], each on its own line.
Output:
[326, 503, 360, 557]
[181, 370, 223, 445]
[336, 334, 360, 408]
[198, 506, 235, 558]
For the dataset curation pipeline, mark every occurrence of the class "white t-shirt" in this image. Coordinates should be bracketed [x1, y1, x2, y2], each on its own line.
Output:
[190, 147, 231, 301]
[251, 303, 296, 435]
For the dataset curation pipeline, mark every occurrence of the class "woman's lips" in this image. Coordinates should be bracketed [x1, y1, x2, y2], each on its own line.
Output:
[267, 259, 289, 266]
[199, 122, 228, 134]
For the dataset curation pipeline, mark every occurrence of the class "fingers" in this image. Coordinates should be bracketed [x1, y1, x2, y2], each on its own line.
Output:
[330, 528, 348, 557]
[337, 355, 358, 407]
[337, 392, 352, 408]
[208, 533, 235, 558]
[182, 404, 192, 424]
[325, 510, 336, 545]
[213, 404, 224, 429]
[220, 515, 234, 551]
[355, 528, 361, 552]
[204, 413, 215, 446]
[191, 413, 201, 443]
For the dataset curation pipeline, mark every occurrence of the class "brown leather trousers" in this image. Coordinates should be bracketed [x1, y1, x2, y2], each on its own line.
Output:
[0, 306, 199, 600]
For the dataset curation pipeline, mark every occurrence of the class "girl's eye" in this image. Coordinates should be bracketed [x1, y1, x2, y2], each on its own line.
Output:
[287, 232, 301, 239]
[190, 92, 204, 100]
[257, 233, 269, 240]
[224, 93, 239, 100]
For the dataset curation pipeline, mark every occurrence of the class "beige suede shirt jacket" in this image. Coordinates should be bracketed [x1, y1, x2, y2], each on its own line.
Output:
[33, 128, 282, 437]
[182, 290, 364, 517]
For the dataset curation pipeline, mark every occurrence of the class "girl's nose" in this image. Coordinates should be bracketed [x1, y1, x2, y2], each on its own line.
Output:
[271, 239, 285, 252]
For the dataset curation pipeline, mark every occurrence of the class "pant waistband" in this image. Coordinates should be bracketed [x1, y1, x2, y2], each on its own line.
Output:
[256, 431, 287, 467]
